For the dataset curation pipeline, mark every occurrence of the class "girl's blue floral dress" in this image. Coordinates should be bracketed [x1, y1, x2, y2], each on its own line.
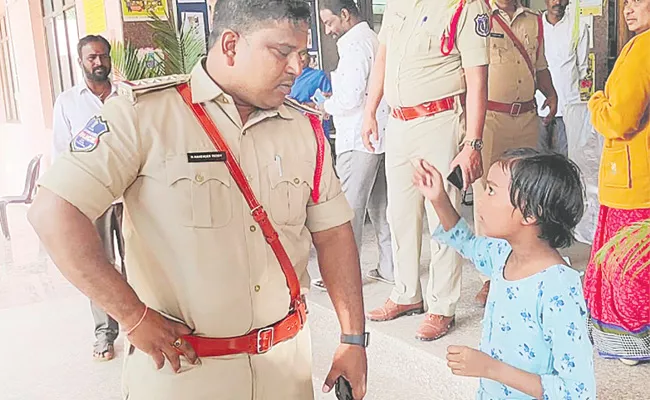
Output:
[434, 219, 596, 400]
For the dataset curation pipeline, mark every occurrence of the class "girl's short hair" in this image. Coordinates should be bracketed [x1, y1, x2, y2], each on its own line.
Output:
[495, 148, 585, 249]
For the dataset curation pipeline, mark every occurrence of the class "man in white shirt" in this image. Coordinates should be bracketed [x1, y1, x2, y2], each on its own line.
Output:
[535, 0, 589, 155]
[51, 35, 124, 362]
[317, 0, 394, 287]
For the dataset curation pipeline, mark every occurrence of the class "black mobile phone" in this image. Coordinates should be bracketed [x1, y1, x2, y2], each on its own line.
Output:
[447, 165, 464, 190]
[335, 376, 354, 400]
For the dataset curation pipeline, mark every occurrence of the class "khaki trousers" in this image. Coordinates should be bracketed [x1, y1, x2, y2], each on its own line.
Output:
[473, 109, 539, 282]
[385, 98, 464, 316]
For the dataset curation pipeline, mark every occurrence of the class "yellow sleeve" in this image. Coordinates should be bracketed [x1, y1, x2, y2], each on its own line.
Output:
[588, 39, 650, 140]
[38, 96, 143, 220]
[456, 0, 491, 68]
[306, 138, 353, 233]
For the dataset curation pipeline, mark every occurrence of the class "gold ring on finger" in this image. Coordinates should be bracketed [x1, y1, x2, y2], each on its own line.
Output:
[173, 338, 183, 348]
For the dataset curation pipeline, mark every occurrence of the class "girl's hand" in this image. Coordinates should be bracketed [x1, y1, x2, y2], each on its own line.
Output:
[412, 159, 446, 204]
[446, 345, 495, 379]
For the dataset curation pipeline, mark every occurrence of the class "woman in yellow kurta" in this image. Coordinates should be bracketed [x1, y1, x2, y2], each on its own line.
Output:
[584, 0, 650, 366]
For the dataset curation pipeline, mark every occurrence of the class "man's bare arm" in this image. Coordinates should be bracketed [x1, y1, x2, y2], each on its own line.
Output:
[361, 44, 387, 152]
[449, 65, 488, 189]
[463, 65, 488, 142]
[363, 44, 387, 121]
[28, 188, 144, 327]
[313, 222, 368, 399]
[312, 222, 365, 335]
[28, 188, 197, 371]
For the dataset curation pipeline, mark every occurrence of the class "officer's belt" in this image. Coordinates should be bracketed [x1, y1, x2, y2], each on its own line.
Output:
[174, 82, 306, 357]
[391, 94, 463, 121]
[486, 99, 536, 117]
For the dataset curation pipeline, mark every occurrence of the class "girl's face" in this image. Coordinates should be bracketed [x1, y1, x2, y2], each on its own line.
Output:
[624, 0, 650, 34]
[476, 164, 525, 240]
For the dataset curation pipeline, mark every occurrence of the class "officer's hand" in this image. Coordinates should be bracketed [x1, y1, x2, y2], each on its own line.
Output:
[126, 307, 199, 373]
[542, 95, 558, 126]
[450, 145, 483, 190]
[361, 114, 378, 153]
[323, 344, 367, 399]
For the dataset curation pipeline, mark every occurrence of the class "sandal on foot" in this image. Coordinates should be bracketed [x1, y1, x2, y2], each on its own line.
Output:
[93, 342, 115, 362]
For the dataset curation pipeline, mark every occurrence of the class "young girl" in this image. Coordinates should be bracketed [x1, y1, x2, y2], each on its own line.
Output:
[414, 148, 596, 399]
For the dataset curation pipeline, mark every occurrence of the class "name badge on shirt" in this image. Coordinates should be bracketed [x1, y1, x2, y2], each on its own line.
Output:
[490, 32, 505, 39]
[187, 151, 227, 163]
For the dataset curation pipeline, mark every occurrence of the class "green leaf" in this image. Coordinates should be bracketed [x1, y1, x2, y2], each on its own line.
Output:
[110, 40, 163, 81]
[147, 10, 206, 75]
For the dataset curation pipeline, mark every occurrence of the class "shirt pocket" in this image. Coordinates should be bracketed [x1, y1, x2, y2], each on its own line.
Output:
[600, 143, 632, 189]
[267, 160, 314, 226]
[165, 156, 233, 228]
[490, 37, 513, 65]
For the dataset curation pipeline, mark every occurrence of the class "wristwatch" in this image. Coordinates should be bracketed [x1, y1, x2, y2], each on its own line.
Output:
[340, 332, 370, 348]
[463, 139, 484, 151]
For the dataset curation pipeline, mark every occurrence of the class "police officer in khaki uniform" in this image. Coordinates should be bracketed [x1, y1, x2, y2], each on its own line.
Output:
[362, 0, 490, 341]
[28, 1, 368, 399]
[473, 0, 558, 306]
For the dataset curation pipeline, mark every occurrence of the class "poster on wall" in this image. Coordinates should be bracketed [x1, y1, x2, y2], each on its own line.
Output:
[177, 2, 209, 52]
[83, 0, 107, 34]
[579, 0, 603, 17]
[121, 0, 169, 21]
[307, 0, 321, 68]
[182, 11, 208, 49]
[580, 53, 596, 101]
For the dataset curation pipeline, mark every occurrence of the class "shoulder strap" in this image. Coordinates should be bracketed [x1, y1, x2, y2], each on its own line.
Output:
[117, 74, 190, 104]
[537, 13, 544, 60]
[491, 14, 536, 80]
[306, 113, 325, 204]
[176, 83, 302, 310]
[283, 97, 326, 204]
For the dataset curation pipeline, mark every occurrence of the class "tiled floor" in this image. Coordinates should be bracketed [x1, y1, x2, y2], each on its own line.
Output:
[2, 122, 649, 399]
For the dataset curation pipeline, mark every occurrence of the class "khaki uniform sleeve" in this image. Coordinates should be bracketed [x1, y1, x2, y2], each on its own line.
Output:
[306, 138, 353, 233]
[38, 96, 143, 221]
[456, 0, 491, 68]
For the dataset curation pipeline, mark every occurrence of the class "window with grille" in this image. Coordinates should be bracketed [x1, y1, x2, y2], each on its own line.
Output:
[0, 14, 19, 122]
[42, 0, 81, 100]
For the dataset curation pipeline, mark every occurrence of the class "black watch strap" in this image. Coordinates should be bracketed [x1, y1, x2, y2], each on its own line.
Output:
[340, 332, 370, 348]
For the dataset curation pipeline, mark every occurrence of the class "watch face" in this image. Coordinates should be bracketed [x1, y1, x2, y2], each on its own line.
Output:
[474, 141, 484, 151]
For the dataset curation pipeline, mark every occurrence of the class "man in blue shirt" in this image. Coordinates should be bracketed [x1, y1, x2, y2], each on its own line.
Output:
[289, 52, 332, 138]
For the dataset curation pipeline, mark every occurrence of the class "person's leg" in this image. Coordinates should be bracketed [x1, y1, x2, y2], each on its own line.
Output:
[91, 205, 119, 360]
[537, 117, 553, 152]
[554, 117, 568, 156]
[366, 154, 394, 283]
[414, 106, 464, 340]
[313, 151, 383, 290]
[367, 116, 426, 321]
[336, 151, 383, 251]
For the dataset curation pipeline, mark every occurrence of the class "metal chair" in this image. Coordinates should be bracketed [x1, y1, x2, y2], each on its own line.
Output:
[0, 154, 43, 241]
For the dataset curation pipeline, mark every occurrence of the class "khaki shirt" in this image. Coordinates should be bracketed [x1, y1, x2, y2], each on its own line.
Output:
[488, 4, 549, 103]
[379, 0, 491, 108]
[39, 62, 353, 400]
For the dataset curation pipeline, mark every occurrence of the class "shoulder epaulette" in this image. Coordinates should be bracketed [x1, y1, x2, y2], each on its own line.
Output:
[283, 97, 323, 118]
[117, 74, 190, 103]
